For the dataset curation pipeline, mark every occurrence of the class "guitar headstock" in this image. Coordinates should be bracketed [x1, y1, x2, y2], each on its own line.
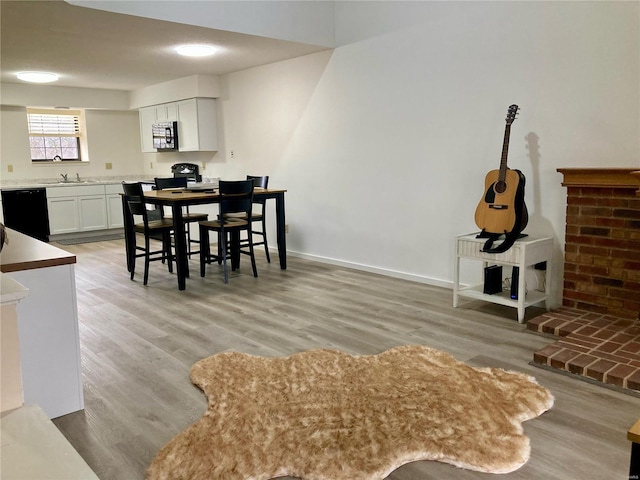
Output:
[506, 104, 519, 125]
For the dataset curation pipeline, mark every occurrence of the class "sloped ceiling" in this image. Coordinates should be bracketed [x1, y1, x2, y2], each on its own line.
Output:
[0, 0, 333, 92]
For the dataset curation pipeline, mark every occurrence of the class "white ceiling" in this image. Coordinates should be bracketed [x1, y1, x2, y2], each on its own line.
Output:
[0, 0, 331, 92]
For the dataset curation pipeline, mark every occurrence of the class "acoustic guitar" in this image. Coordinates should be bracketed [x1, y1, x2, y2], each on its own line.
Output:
[474, 104, 528, 235]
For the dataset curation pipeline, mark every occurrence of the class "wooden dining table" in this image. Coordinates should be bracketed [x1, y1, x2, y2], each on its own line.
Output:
[122, 187, 287, 290]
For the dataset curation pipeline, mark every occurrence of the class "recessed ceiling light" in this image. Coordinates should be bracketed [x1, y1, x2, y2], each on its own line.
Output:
[175, 44, 216, 57]
[16, 71, 59, 83]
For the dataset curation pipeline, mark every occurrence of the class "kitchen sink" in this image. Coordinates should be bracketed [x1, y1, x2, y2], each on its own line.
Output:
[59, 180, 100, 184]
[41, 180, 101, 185]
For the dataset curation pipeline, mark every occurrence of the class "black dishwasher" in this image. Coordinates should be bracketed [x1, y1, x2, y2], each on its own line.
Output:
[1, 188, 50, 242]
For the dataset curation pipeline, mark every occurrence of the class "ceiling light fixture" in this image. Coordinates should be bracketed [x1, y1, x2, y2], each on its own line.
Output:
[16, 71, 59, 83]
[175, 44, 216, 57]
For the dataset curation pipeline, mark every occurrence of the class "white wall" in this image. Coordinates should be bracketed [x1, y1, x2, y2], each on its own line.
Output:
[0, 106, 144, 181]
[1, 2, 638, 306]
[213, 1, 639, 305]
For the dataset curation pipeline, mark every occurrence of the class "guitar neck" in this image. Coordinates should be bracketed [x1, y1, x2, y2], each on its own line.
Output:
[498, 123, 512, 182]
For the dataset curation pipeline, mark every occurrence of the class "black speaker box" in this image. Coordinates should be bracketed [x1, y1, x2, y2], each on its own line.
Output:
[483, 265, 503, 295]
[510, 266, 520, 299]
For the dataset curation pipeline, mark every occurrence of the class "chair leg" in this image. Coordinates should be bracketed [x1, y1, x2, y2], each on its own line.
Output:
[221, 229, 229, 284]
[200, 226, 209, 277]
[130, 235, 136, 280]
[248, 229, 258, 278]
[261, 215, 271, 263]
[185, 221, 192, 258]
[143, 235, 151, 286]
[164, 232, 173, 273]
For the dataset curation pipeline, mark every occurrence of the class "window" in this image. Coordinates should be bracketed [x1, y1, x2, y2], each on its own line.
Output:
[27, 108, 83, 162]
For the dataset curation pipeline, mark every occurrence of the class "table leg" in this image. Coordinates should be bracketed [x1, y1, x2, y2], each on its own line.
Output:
[631, 441, 639, 480]
[171, 205, 188, 290]
[230, 230, 241, 270]
[275, 193, 287, 269]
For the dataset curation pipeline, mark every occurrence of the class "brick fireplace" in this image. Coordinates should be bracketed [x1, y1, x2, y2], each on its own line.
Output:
[530, 168, 640, 392]
[558, 168, 640, 319]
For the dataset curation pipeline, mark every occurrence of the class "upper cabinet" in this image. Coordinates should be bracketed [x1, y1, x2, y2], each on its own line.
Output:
[139, 106, 158, 153]
[139, 98, 217, 153]
[176, 98, 218, 152]
[155, 103, 177, 122]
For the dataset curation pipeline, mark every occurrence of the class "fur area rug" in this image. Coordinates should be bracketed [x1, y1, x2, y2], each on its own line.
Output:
[147, 345, 554, 480]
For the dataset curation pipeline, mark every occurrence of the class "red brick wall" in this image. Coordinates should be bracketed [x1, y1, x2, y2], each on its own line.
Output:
[563, 186, 640, 319]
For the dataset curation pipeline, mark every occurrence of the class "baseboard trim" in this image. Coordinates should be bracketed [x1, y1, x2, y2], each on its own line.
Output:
[50, 228, 124, 242]
[285, 250, 452, 290]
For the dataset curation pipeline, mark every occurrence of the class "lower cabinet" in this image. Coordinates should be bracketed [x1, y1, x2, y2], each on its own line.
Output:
[105, 184, 124, 228]
[46, 185, 110, 235]
[47, 196, 80, 234]
[79, 195, 108, 231]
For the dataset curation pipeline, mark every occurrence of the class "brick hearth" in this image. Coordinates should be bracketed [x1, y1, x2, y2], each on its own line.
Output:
[529, 307, 640, 392]
[531, 168, 640, 393]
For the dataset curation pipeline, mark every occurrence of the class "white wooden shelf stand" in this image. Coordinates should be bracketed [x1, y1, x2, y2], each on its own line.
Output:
[453, 232, 553, 323]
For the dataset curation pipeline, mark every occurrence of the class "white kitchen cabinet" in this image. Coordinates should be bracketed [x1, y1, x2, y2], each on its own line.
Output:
[139, 106, 158, 153]
[155, 103, 177, 122]
[139, 98, 217, 153]
[105, 183, 124, 228]
[78, 194, 108, 231]
[47, 194, 80, 235]
[177, 98, 218, 152]
[47, 185, 108, 235]
[139, 103, 179, 153]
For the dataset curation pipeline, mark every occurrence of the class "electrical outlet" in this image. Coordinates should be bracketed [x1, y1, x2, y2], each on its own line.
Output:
[7, 164, 13, 173]
[150, 162, 153, 169]
[285, 224, 289, 234]
[230, 150, 235, 158]
[105, 162, 112, 170]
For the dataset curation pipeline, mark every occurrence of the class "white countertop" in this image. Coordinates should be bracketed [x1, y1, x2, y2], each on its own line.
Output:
[0, 176, 153, 191]
[0, 405, 99, 480]
[0, 273, 29, 305]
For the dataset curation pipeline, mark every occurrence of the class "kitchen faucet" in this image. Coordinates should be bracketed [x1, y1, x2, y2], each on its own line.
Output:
[60, 173, 68, 182]
[76, 173, 81, 182]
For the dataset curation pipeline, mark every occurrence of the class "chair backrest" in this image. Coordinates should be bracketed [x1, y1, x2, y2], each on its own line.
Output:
[122, 182, 161, 224]
[246, 175, 269, 189]
[218, 180, 254, 222]
[155, 176, 187, 190]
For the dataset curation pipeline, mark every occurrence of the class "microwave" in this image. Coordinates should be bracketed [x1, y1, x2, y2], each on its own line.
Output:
[152, 121, 178, 151]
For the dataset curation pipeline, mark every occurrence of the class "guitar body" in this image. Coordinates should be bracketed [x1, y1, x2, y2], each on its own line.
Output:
[474, 104, 528, 246]
[475, 168, 526, 234]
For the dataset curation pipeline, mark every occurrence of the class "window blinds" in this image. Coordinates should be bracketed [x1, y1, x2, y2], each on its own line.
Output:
[27, 109, 81, 137]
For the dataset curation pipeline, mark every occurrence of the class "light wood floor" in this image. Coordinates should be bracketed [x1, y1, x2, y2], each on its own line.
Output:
[51, 239, 639, 480]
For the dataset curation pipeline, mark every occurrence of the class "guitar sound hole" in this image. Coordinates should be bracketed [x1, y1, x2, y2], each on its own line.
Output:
[494, 181, 507, 194]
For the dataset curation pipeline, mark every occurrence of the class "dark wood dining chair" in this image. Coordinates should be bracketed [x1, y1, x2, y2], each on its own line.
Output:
[122, 182, 174, 285]
[154, 177, 208, 256]
[199, 180, 258, 284]
[246, 175, 270, 262]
